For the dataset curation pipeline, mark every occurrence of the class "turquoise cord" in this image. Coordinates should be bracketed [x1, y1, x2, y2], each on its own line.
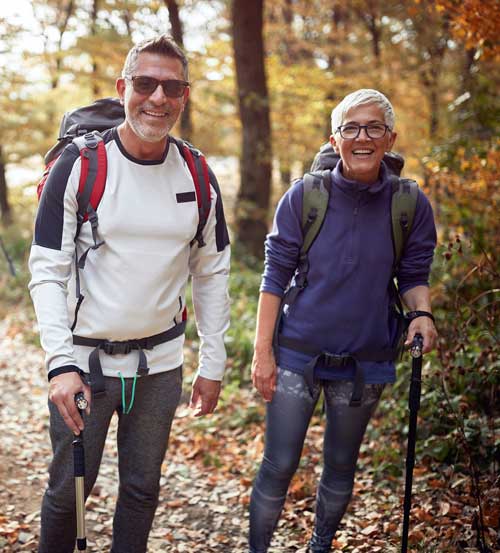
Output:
[128, 374, 137, 413]
[118, 372, 137, 414]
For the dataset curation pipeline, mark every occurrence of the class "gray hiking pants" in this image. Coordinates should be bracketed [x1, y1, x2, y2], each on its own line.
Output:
[38, 367, 182, 553]
[249, 368, 384, 553]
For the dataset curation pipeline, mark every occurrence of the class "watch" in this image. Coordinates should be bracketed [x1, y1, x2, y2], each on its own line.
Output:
[406, 310, 435, 323]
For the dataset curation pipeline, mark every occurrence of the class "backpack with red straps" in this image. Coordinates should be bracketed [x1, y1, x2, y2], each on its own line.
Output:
[37, 97, 212, 248]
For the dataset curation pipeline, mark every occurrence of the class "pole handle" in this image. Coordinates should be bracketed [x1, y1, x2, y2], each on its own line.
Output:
[410, 333, 424, 358]
[75, 392, 88, 411]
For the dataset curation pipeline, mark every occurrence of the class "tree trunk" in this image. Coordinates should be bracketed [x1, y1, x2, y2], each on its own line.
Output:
[91, 0, 101, 97]
[355, 1, 381, 66]
[0, 146, 12, 224]
[51, 0, 75, 89]
[232, 0, 272, 259]
[165, 0, 193, 141]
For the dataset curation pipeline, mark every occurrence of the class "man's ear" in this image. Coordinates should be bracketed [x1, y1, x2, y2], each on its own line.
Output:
[181, 86, 190, 111]
[329, 134, 339, 153]
[116, 78, 126, 103]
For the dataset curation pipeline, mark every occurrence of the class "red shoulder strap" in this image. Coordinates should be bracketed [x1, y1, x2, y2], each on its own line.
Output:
[78, 138, 107, 222]
[177, 140, 212, 247]
[37, 159, 57, 201]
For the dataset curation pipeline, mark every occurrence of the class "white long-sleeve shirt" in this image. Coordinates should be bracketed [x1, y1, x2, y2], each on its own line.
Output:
[29, 128, 230, 381]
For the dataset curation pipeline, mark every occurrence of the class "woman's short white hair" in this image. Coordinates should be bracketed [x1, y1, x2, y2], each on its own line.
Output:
[331, 89, 395, 133]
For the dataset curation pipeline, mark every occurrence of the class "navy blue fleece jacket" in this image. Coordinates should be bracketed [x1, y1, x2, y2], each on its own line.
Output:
[261, 161, 437, 383]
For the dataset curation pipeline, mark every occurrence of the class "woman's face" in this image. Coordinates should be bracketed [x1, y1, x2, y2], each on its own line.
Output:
[330, 103, 396, 184]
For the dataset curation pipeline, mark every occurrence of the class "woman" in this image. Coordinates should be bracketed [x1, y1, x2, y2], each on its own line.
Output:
[249, 89, 437, 553]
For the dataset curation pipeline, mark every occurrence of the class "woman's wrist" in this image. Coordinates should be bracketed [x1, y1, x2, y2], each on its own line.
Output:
[254, 340, 274, 354]
[406, 310, 435, 323]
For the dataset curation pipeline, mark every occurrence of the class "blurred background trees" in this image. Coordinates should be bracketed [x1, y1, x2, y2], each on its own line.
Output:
[0, 1, 498, 548]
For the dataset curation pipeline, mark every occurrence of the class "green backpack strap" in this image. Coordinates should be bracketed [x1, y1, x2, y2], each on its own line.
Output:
[391, 177, 419, 269]
[301, 170, 331, 255]
[272, 169, 331, 360]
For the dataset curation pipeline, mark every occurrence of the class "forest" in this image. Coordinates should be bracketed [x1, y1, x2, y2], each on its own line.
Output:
[0, 1, 498, 552]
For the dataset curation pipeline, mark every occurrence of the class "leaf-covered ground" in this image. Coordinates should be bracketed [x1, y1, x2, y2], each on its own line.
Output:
[0, 310, 498, 552]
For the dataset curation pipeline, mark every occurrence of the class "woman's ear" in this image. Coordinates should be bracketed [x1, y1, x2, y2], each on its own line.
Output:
[387, 131, 397, 151]
[329, 134, 340, 153]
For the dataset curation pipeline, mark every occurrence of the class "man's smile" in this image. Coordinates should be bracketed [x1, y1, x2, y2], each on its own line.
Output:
[142, 109, 169, 118]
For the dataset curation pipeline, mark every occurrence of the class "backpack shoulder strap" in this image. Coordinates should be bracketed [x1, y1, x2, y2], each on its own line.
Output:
[272, 170, 332, 361]
[172, 137, 212, 248]
[73, 131, 107, 237]
[69, 130, 106, 332]
[301, 170, 332, 255]
[391, 177, 419, 269]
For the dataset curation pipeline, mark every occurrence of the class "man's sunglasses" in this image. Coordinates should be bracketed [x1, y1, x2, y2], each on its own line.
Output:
[125, 76, 190, 98]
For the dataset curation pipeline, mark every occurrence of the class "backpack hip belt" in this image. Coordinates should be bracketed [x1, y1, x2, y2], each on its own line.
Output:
[73, 321, 187, 398]
[278, 335, 398, 407]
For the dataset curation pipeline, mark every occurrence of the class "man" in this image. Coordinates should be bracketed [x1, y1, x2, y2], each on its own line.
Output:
[29, 35, 230, 553]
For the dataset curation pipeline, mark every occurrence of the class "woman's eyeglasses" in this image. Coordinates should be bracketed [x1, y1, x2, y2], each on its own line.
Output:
[336, 124, 390, 139]
[125, 76, 189, 98]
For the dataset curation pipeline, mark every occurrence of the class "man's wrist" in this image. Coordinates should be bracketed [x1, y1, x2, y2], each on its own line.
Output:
[48, 365, 83, 381]
[197, 368, 223, 382]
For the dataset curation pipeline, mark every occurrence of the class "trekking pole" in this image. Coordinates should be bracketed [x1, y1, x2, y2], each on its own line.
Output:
[0, 235, 16, 276]
[73, 391, 88, 552]
[401, 333, 424, 553]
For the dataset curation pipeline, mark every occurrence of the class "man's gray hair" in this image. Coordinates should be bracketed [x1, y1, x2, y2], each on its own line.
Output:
[331, 89, 395, 133]
[122, 35, 189, 80]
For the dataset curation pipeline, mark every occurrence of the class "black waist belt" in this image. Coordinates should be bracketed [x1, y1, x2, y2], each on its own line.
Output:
[73, 321, 187, 398]
[278, 335, 398, 407]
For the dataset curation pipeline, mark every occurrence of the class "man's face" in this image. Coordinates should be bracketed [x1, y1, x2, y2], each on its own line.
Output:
[330, 103, 396, 184]
[116, 52, 189, 143]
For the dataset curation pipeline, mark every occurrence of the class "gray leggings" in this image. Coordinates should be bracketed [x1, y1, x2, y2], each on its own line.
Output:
[38, 367, 182, 553]
[249, 368, 384, 553]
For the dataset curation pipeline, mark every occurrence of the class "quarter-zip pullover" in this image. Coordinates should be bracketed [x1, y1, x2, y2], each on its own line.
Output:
[261, 161, 436, 383]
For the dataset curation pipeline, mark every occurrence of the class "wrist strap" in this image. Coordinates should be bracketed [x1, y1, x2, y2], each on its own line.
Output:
[406, 310, 435, 323]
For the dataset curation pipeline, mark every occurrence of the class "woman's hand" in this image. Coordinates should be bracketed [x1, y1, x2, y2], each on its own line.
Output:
[405, 316, 437, 354]
[252, 346, 277, 402]
[402, 286, 437, 354]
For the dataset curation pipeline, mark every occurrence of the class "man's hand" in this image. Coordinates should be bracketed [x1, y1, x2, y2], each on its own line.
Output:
[251, 347, 277, 402]
[49, 372, 91, 434]
[405, 316, 437, 354]
[190, 375, 221, 417]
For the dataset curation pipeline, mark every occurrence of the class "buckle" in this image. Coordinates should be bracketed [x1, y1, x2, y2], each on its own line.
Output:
[101, 340, 133, 355]
[323, 352, 351, 368]
[84, 132, 99, 149]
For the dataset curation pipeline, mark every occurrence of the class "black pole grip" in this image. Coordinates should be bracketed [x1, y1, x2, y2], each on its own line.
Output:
[73, 439, 85, 477]
[74, 391, 88, 412]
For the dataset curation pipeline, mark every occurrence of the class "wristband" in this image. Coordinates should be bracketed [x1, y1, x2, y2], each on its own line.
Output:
[406, 310, 435, 323]
[48, 365, 84, 381]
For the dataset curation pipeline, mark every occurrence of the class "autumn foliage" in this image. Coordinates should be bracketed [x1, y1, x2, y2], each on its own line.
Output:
[436, 0, 500, 60]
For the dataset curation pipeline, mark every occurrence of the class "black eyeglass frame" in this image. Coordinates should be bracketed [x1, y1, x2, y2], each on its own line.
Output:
[335, 123, 391, 139]
[124, 76, 190, 98]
